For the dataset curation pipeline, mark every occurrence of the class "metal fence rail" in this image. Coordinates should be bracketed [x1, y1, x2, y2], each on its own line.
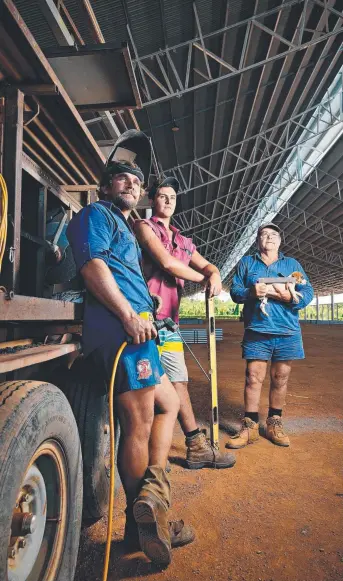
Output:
[180, 329, 223, 344]
[303, 320, 343, 325]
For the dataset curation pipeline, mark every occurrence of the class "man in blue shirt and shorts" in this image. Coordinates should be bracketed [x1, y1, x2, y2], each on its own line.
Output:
[67, 139, 194, 566]
[226, 223, 314, 450]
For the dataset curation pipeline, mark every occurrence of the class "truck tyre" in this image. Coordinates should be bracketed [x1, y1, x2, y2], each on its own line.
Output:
[61, 359, 121, 523]
[0, 380, 83, 581]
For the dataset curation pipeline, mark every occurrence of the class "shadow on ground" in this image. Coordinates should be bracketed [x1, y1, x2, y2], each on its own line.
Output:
[76, 530, 168, 581]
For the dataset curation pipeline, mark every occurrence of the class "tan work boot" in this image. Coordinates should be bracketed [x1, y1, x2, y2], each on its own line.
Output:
[124, 517, 195, 551]
[265, 415, 290, 447]
[225, 417, 260, 449]
[186, 431, 236, 469]
[133, 465, 172, 566]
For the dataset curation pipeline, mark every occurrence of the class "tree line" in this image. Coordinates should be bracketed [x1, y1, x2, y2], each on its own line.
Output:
[179, 298, 343, 320]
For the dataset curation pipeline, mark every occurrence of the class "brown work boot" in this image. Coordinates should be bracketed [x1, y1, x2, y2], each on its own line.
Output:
[124, 518, 195, 551]
[265, 415, 290, 447]
[186, 431, 236, 469]
[225, 417, 260, 449]
[124, 506, 139, 549]
[133, 465, 172, 566]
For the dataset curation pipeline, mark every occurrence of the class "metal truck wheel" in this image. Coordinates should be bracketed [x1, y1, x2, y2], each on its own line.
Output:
[0, 380, 83, 581]
[61, 359, 121, 523]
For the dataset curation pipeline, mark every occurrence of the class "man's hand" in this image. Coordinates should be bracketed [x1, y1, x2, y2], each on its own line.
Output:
[122, 312, 157, 344]
[204, 272, 222, 297]
[267, 284, 292, 303]
[251, 282, 268, 299]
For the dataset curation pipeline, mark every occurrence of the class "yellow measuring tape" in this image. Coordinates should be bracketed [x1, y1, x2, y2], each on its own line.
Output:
[206, 294, 219, 447]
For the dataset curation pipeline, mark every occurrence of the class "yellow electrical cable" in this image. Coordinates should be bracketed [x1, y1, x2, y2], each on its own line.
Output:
[0, 173, 8, 272]
[102, 340, 127, 581]
[102, 313, 153, 580]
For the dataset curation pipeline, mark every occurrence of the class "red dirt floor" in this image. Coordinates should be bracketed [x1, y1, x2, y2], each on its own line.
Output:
[75, 322, 343, 581]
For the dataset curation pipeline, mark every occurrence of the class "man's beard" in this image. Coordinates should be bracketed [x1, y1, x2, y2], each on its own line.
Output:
[110, 189, 137, 211]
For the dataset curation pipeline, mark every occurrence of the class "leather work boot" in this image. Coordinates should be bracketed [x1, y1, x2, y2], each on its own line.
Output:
[186, 431, 236, 469]
[225, 417, 260, 449]
[124, 505, 140, 549]
[124, 517, 195, 551]
[265, 416, 290, 447]
[133, 465, 172, 566]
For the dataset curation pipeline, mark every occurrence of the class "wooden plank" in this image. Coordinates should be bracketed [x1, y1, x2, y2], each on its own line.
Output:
[0, 341, 81, 372]
[0, 294, 83, 321]
[63, 184, 98, 191]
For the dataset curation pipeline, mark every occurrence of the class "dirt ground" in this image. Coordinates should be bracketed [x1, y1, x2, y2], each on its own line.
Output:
[75, 322, 343, 581]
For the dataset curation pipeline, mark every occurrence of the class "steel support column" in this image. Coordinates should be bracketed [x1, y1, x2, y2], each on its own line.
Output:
[316, 294, 319, 320]
[35, 186, 47, 297]
[331, 290, 335, 320]
[2, 87, 24, 294]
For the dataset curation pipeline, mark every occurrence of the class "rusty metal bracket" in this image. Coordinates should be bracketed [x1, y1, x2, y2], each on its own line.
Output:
[0, 285, 14, 300]
[13, 84, 58, 96]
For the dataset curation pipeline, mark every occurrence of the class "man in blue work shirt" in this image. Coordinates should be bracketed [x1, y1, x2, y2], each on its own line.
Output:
[67, 154, 194, 566]
[226, 223, 314, 449]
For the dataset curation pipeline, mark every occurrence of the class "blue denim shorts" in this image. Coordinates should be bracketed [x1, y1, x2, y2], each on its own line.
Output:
[88, 339, 165, 395]
[242, 329, 305, 361]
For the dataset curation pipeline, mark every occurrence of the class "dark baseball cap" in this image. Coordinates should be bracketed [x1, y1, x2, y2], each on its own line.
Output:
[148, 176, 180, 200]
[257, 223, 281, 235]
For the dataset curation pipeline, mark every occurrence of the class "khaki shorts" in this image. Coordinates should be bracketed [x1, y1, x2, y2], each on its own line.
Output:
[158, 329, 188, 383]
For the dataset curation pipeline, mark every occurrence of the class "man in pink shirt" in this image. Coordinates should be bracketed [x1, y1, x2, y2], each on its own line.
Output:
[135, 177, 235, 470]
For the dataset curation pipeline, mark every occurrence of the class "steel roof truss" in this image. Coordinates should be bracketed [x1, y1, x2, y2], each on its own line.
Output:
[130, 0, 343, 106]
[166, 84, 343, 194]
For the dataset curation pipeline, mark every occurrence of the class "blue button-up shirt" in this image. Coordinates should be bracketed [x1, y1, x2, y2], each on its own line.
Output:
[230, 253, 314, 335]
[67, 201, 154, 356]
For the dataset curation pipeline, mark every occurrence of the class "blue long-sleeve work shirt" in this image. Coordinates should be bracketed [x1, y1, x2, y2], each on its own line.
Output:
[230, 253, 314, 335]
[67, 201, 154, 356]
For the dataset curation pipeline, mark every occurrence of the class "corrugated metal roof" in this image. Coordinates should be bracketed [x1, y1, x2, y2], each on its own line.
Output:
[13, 0, 60, 48]
[10, 0, 343, 293]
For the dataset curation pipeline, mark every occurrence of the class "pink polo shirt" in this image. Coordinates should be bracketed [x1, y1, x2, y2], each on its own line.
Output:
[134, 217, 196, 323]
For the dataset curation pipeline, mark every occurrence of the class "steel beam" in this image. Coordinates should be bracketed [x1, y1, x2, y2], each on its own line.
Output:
[0, 342, 81, 373]
[173, 157, 343, 235]
[100, 111, 121, 138]
[165, 86, 343, 196]
[217, 4, 309, 219]
[131, 0, 343, 106]
[183, 193, 343, 249]
[233, 11, 343, 218]
[0, 293, 83, 320]
[35, 186, 47, 297]
[193, 3, 212, 80]
[22, 152, 82, 212]
[2, 87, 24, 294]
[37, 0, 124, 163]
[81, 0, 105, 43]
[36, 0, 75, 46]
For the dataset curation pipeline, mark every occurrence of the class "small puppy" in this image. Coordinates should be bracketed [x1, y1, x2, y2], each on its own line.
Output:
[260, 271, 307, 317]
